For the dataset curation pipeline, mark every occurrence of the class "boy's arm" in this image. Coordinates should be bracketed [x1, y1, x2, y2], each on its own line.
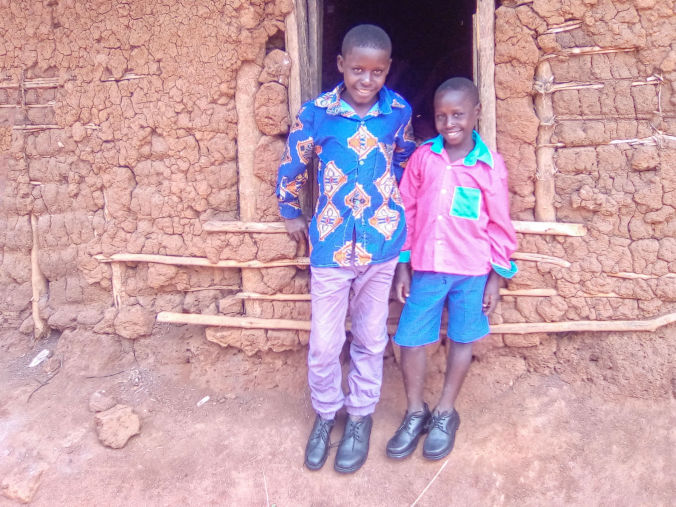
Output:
[276, 105, 314, 241]
[485, 154, 518, 279]
[391, 108, 416, 184]
[395, 148, 423, 302]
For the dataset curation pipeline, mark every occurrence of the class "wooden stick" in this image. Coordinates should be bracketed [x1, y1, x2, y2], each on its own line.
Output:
[490, 313, 676, 334]
[203, 221, 287, 233]
[111, 263, 123, 308]
[284, 7, 302, 117]
[96, 252, 570, 269]
[12, 125, 60, 131]
[233, 288, 558, 301]
[544, 21, 582, 34]
[95, 253, 311, 269]
[511, 252, 571, 268]
[30, 214, 49, 340]
[512, 221, 586, 236]
[204, 220, 587, 237]
[533, 61, 556, 222]
[235, 292, 312, 301]
[101, 73, 146, 82]
[501, 288, 557, 297]
[157, 311, 312, 331]
[476, 0, 496, 150]
[157, 312, 676, 334]
[608, 272, 676, 280]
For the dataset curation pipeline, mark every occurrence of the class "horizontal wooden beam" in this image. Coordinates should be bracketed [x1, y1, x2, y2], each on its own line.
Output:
[203, 221, 287, 233]
[511, 252, 570, 268]
[490, 313, 676, 334]
[232, 288, 558, 301]
[94, 253, 310, 269]
[204, 220, 587, 237]
[156, 312, 676, 334]
[512, 221, 586, 236]
[157, 312, 311, 331]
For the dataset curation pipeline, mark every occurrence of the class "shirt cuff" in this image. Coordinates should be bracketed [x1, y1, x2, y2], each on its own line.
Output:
[398, 250, 411, 263]
[492, 260, 518, 279]
[279, 203, 303, 220]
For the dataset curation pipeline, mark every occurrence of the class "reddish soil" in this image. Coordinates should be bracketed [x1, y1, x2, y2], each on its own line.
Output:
[1, 325, 674, 506]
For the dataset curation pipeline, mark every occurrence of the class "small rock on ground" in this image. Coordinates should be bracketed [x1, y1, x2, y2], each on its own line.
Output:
[94, 404, 141, 449]
[1, 462, 49, 504]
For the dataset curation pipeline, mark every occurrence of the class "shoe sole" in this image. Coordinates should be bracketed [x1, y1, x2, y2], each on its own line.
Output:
[422, 445, 453, 461]
[386, 435, 423, 459]
[334, 450, 368, 474]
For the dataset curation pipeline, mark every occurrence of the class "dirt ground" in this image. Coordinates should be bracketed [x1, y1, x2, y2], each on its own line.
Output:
[1, 324, 674, 506]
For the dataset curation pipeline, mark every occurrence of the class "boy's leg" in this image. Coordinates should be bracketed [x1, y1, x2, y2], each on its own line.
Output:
[308, 266, 356, 418]
[334, 257, 397, 473]
[343, 257, 398, 417]
[387, 271, 449, 459]
[305, 265, 355, 470]
[400, 345, 427, 413]
[423, 273, 489, 461]
[435, 340, 473, 412]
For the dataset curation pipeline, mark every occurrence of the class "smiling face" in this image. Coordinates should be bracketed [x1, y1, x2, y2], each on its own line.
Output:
[434, 88, 481, 154]
[337, 46, 391, 114]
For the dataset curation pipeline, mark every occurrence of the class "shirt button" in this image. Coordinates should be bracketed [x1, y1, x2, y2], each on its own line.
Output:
[359, 160, 364, 165]
[437, 240, 443, 244]
[437, 215, 443, 220]
[441, 189, 447, 194]
[446, 165, 451, 170]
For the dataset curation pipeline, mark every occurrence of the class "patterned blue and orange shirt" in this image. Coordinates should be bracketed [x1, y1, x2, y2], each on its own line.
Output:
[277, 84, 416, 268]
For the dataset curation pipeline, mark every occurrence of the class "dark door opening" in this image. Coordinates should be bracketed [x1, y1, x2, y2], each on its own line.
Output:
[322, 0, 475, 140]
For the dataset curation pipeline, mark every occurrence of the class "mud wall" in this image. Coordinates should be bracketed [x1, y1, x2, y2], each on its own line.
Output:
[0, 0, 310, 350]
[0, 0, 674, 393]
[493, 0, 675, 329]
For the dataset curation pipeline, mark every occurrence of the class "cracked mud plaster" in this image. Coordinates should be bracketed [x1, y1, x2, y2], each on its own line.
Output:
[494, 0, 676, 327]
[0, 0, 674, 355]
[0, 0, 294, 337]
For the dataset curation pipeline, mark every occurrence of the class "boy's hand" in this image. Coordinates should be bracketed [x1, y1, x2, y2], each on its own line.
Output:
[482, 271, 501, 316]
[284, 216, 308, 243]
[394, 262, 411, 303]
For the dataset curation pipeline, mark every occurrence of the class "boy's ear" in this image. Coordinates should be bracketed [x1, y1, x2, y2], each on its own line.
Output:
[475, 103, 482, 118]
[336, 54, 344, 73]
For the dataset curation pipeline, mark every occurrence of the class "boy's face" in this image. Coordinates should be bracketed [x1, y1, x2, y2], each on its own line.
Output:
[434, 89, 481, 148]
[337, 46, 391, 110]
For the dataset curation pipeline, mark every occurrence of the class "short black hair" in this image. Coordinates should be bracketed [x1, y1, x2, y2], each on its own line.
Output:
[341, 24, 392, 56]
[435, 77, 480, 105]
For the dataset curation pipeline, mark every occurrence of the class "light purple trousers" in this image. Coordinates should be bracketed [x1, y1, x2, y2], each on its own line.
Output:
[308, 257, 398, 420]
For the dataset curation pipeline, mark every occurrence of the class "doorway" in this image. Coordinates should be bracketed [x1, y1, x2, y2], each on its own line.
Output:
[321, 0, 475, 140]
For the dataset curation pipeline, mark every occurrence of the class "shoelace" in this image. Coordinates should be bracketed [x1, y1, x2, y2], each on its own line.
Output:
[343, 419, 365, 442]
[428, 413, 452, 434]
[310, 421, 332, 443]
[399, 411, 427, 434]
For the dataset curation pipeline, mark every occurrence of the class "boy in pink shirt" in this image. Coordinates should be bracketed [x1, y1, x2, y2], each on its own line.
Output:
[386, 78, 518, 461]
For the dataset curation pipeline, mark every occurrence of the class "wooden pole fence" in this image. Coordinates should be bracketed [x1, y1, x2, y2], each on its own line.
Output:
[204, 220, 587, 237]
[156, 312, 676, 335]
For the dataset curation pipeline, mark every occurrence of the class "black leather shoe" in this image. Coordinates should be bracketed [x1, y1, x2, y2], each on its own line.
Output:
[304, 415, 335, 470]
[334, 414, 373, 473]
[386, 404, 431, 459]
[422, 409, 460, 460]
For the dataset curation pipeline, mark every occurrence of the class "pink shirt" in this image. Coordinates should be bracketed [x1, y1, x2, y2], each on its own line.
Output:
[400, 133, 517, 276]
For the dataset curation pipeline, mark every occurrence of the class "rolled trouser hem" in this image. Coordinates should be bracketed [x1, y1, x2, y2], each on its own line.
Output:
[345, 404, 377, 417]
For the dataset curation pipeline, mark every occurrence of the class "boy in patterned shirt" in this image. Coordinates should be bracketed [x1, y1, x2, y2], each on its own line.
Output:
[276, 24, 415, 473]
[386, 77, 518, 462]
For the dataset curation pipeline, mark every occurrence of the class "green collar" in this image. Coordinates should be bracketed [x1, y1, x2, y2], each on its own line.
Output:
[423, 130, 494, 168]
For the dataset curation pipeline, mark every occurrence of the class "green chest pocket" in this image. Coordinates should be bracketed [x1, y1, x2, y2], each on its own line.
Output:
[450, 186, 482, 220]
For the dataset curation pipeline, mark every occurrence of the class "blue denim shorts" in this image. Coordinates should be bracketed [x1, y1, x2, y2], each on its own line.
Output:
[393, 271, 490, 347]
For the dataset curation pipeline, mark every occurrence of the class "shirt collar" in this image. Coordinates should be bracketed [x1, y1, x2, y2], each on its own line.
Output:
[423, 130, 494, 168]
[315, 83, 396, 117]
